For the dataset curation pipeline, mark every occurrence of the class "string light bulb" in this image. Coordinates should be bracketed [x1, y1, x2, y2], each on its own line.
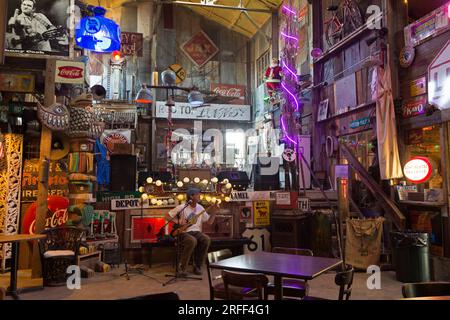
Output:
[225, 183, 232, 189]
[155, 180, 162, 186]
[202, 179, 208, 185]
[151, 198, 157, 205]
[138, 186, 144, 193]
[183, 177, 190, 183]
[211, 177, 218, 183]
[146, 177, 153, 184]
[194, 177, 200, 183]
[177, 194, 184, 201]
[177, 181, 183, 188]
[141, 193, 148, 200]
[224, 196, 231, 202]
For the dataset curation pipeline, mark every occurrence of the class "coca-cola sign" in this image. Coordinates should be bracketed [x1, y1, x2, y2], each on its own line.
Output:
[55, 61, 85, 84]
[23, 196, 69, 235]
[210, 83, 246, 105]
[58, 66, 83, 79]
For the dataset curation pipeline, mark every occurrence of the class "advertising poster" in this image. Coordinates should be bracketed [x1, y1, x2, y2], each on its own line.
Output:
[5, 0, 72, 57]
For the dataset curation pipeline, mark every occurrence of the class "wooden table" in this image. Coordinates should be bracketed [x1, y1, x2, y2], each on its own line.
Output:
[209, 251, 342, 300]
[0, 234, 46, 299]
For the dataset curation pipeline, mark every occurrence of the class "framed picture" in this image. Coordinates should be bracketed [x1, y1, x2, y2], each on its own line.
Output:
[135, 144, 147, 167]
[317, 99, 329, 121]
[5, 0, 73, 58]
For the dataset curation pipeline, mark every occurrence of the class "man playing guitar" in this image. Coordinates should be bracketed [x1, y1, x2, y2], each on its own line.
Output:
[7, 0, 67, 52]
[165, 188, 219, 277]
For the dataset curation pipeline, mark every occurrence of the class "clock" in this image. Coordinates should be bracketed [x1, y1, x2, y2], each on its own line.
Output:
[399, 46, 415, 68]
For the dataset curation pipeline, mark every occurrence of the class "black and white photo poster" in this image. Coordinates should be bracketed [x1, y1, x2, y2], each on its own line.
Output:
[5, 0, 71, 56]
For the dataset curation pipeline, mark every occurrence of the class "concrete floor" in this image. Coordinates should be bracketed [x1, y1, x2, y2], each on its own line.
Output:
[9, 263, 404, 300]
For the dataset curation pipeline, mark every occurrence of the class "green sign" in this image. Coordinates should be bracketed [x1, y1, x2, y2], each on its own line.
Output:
[350, 117, 370, 129]
[96, 191, 141, 203]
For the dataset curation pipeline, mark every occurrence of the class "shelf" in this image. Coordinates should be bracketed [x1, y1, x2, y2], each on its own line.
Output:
[314, 13, 383, 64]
[317, 102, 376, 124]
[399, 201, 446, 207]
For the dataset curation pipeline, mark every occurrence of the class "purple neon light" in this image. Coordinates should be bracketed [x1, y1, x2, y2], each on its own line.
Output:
[280, 31, 298, 42]
[281, 82, 300, 112]
[282, 5, 296, 15]
[280, 115, 298, 145]
[282, 60, 297, 78]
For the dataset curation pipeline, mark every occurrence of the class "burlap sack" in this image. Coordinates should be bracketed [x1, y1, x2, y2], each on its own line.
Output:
[345, 217, 385, 270]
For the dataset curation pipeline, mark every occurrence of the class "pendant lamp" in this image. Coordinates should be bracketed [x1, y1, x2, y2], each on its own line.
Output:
[135, 84, 153, 104]
[75, 6, 121, 53]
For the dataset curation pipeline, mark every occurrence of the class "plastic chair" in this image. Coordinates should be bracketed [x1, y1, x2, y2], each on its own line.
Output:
[402, 282, 450, 298]
[222, 270, 269, 300]
[267, 247, 314, 299]
[38, 227, 84, 286]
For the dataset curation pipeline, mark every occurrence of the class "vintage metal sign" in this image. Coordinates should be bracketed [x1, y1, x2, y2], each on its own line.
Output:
[120, 32, 143, 57]
[55, 60, 85, 84]
[230, 191, 279, 202]
[404, 157, 433, 184]
[410, 76, 427, 97]
[22, 159, 69, 202]
[404, 3, 449, 47]
[210, 83, 246, 105]
[180, 30, 219, 67]
[253, 201, 270, 227]
[428, 40, 450, 110]
[155, 101, 251, 121]
[402, 96, 427, 118]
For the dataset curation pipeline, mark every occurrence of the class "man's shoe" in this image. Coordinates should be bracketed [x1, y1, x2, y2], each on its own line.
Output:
[193, 266, 202, 275]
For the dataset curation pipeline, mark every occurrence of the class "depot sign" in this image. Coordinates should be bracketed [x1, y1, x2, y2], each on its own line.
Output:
[403, 157, 433, 183]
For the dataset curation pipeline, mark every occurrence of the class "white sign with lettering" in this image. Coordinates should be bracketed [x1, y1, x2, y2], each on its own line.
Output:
[230, 191, 280, 202]
[275, 192, 291, 205]
[428, 41, 450, 110]
[155, 101, 251, 121]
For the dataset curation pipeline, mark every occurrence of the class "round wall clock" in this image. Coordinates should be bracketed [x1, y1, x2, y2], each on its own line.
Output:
[399, 46, 415, 68]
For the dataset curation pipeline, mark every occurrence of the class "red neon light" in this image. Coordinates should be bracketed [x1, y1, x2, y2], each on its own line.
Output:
[404, 157, 432, 183]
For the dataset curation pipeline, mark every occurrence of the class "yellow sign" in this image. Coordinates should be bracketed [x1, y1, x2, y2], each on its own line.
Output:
[169, 64, 186, 84]
[253, 201, 270, 227]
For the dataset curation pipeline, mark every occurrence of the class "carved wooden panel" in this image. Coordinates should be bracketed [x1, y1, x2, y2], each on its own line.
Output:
[0, 134, 23, 270]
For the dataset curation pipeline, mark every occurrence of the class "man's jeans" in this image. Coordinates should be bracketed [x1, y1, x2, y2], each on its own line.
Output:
[179, 231, 211, 270]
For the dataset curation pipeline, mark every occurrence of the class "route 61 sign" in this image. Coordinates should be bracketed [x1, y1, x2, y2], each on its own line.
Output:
[282, 148, 296, 162]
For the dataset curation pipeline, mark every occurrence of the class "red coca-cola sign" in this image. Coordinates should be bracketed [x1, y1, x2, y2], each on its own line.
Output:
[23, 196, 69, 235]
[57, 66, 84, 79]
[210, 83, 246, 105]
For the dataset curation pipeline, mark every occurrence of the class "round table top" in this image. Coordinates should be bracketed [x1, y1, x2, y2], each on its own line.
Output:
[0, 234, 46, 243]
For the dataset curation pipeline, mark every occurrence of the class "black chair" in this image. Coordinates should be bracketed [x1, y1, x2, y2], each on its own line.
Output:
[122, 292, 180, 300]
[402, 282, 450, 298]
[305, 264, 354, 301]
[222, 270, 269, 300]
[38, 226, 84, 286]
[267, 247, 313, 299]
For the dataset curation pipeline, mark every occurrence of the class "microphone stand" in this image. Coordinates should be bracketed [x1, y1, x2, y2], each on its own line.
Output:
[163, 201, 202, 286]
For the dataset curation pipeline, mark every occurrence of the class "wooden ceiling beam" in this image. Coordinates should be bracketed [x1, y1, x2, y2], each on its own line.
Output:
[157, 0, 274, 13]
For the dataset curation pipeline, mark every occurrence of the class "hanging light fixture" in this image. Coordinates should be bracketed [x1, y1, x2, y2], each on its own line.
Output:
[135, 84, 153, 104]
[188, 90, 204, 107]
[75, 6, 121, 53]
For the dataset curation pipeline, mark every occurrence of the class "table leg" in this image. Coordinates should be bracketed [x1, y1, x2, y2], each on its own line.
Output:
[274, 275, 283, 300]
[7, 242, 19, 300]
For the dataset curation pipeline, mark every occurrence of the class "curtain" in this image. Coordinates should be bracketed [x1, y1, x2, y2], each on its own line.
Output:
[371, 64, 404, 180]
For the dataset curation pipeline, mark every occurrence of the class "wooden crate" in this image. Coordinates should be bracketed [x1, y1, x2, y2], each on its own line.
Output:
[77, 251, 101, 269]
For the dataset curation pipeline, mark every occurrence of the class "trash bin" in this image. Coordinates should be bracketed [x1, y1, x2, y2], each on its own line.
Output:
[390, 231, 430, 283]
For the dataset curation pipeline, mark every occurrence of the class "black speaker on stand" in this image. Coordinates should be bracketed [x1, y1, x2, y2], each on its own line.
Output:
[110, 155, 137, 191]
[253, 163, 280, 191]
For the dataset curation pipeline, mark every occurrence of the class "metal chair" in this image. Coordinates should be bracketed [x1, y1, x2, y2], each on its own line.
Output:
[402, 282, 450, 298]
[304, 264, 354, 300]
[222, 270, 269, 300]
[267, 247, 314, 299]
[38, 226, 84, 286]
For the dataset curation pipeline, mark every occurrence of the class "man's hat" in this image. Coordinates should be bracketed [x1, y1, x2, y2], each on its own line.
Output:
[186, 188, 201, 198]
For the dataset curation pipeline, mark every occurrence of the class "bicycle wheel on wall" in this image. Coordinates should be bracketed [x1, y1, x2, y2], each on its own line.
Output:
[325, 20, 342, 48]
[343, 0, 364, 37]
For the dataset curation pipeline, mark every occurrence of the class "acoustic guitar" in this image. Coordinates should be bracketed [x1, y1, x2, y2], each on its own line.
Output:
[171, 204, 217, 237]
[6, 26, 67, 49]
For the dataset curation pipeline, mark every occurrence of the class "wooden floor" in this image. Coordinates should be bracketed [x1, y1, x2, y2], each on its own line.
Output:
[0, 269, 43, 292]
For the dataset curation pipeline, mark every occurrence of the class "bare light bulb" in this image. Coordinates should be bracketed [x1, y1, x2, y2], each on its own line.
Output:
[177, 181, 183, 188]
[155, 180, 162, 187]
[146, 177, 153, 184]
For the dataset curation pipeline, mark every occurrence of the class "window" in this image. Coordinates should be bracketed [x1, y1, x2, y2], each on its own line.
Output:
[256, 50, 271, 87]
